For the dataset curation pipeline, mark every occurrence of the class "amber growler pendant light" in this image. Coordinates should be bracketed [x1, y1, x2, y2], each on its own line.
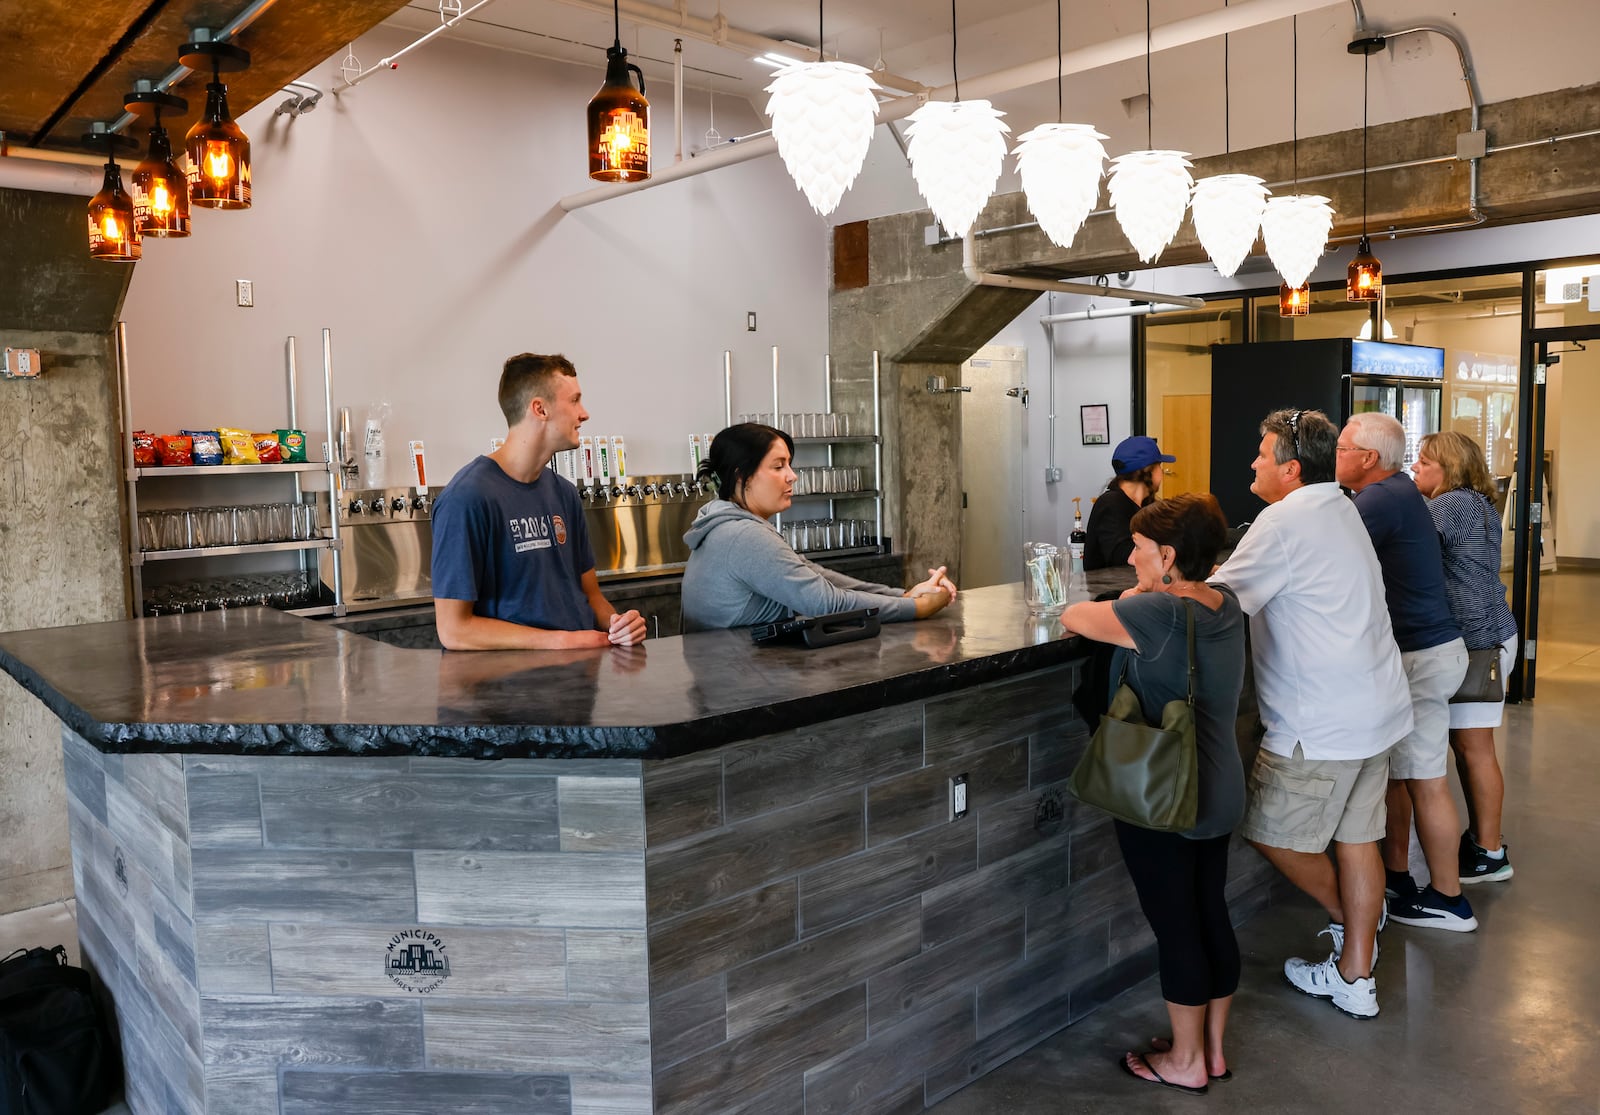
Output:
[83, 126, 142, 262]
[587, 0, 650, 182]
[125, 86, 191, 237]
[180, 32, 252, 208]
[1346, 36, 1386, 302]
[1279, 282, 1310, 317]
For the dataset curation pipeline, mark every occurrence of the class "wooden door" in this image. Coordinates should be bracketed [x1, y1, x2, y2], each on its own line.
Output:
[1160, 394, 1211, 498]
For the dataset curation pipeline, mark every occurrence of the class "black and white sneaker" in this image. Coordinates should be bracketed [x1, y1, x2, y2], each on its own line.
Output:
[1388, 885, 1479, 932]
[1385, 870, 1419, 900]
[1459, 832, 1514, 885]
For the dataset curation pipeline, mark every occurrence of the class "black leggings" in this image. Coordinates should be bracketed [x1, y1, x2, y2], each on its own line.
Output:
[1114, 820, 1240, 1007]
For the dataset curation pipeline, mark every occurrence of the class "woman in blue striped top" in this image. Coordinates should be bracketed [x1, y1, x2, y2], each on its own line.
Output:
[1412, 431, 1519, 885]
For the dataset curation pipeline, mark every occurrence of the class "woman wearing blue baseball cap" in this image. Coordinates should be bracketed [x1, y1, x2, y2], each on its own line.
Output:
[1084, 435, 1177, 569]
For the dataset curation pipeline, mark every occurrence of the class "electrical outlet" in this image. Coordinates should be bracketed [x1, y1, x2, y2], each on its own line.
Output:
[746, 311, 757, 331]
[3, 347, 43, 378]
[950, 773, 969, 820]
[1044, 466, 1062, 483]
[236, 279, 254, 307]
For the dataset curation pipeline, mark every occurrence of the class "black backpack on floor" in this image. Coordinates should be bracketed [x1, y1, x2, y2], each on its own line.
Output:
[0, 945, 119, 1115]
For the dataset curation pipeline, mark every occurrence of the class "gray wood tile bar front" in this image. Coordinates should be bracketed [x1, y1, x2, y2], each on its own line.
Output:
[2, 581, 1281, 1113]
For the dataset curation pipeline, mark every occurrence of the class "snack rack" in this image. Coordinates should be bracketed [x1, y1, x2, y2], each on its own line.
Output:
[118, 324, 345, 617]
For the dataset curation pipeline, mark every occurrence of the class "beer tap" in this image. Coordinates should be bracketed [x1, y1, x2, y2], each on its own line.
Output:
[390, 497, 408, 515]
[410, 493, 431, 514]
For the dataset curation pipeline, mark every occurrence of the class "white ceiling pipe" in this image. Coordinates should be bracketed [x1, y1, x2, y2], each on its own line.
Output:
[1041, 304, 1158, 324]
[0, 156, 100, 195]
[543, 0, 926, 95]
[963, 230, 1207, 308]
[333, 0, 500, 92]
[560, 0, 1343, 212]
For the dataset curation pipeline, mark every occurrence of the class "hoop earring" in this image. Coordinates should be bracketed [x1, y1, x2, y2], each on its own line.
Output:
[1161, 574, 1173, 585]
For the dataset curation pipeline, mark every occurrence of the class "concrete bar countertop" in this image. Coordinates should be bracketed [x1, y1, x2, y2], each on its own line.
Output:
[0, 575, 1132, 761]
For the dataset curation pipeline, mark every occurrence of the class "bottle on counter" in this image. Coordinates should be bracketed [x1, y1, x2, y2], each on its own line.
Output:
[1067, 498, 1089, 601]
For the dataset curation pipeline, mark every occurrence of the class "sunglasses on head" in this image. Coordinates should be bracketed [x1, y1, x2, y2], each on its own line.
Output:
[1284, 409, 1303, 462]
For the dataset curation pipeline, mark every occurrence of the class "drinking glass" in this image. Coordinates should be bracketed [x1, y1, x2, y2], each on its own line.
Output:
[137, 512, 160, 551]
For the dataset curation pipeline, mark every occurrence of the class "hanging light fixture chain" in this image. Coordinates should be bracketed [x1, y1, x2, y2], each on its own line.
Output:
[1056, 0, 1062, 123]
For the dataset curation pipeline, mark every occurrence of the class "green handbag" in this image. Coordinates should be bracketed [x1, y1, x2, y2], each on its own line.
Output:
[1067, 600, 1199, 832]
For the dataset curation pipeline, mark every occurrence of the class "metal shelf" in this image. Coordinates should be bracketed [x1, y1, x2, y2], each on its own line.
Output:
[137, 538, 338, 563]
[134, 462, 328, 479]
[791, 435, 881, 446]
[798, 545, 884, 559]
[789, 489, 880, 501]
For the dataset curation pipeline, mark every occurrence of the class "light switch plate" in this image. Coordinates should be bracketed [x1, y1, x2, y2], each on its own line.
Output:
[236, 279, 254, 307]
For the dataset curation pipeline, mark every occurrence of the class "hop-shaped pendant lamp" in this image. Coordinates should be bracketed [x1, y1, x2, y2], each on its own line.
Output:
[1261, 193, 1335, 290]
[1107, 150, 1193, 264]
[1191, 174, 1269, 278]
[905, 100, 1010, 238]
[765, 61, 881, 217]
[1013, 123, 1107, 250]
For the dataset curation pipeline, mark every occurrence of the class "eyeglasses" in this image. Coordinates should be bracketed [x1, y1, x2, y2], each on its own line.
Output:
[1335, 443, 1372, 455]
[1284, 409, 1303, 462]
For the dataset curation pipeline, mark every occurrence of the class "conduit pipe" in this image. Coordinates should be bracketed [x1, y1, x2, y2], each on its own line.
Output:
[104, 0, 285, 134]
[963, 230, 1206, 308]
[560, 0, 1344, 210]
[333, 0, 499, 93]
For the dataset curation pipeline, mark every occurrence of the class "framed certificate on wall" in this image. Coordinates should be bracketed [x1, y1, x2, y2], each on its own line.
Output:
[1080, 404, 1110, 445]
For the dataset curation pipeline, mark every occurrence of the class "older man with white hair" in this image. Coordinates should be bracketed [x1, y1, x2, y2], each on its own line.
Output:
[1337, 411, 1473, 933]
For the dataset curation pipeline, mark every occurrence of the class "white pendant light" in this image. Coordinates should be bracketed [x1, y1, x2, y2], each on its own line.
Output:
[905, 100, 1009, 238]
[1261, 193, 1335, 290]
[765, 60, 881, 217]
[1108, 150, 1193, 264]
[1014, 123, 1106, 250]
[1191, 173, 1269, 277]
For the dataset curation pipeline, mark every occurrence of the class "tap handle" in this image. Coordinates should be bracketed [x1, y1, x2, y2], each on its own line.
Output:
[390, 497, 408, 514]
[348, 497, 366, 515]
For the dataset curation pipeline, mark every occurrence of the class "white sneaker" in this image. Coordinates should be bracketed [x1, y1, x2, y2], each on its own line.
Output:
[1325, 898, 1386, 972]
[1284, 954, 1378, 1019]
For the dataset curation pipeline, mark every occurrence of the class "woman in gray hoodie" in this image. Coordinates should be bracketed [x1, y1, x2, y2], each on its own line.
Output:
[680, 423, 956, 632]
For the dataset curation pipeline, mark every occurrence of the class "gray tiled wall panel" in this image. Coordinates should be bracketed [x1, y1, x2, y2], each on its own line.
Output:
[865, 739, 1028, 846]
[566, 930, 650, 1001]
[191, 848, 418, 921]
[424, 1000, 650, 1076]
[922, 666, 1076, 765]
[647, 882, 798, 994]
[920, 838, 1068, 949]
[258, 769, 560, 851]
[866, 912, 1026, 1031]
[415, 852, 645, 927]
[559, 776, 646, 852]
[569, 1075, 655, 1115]
[200, 995, 425, 1068]
[797, 822, 976, 937]
[268, 924, 568, 998]
[278, 1070, 573, 1115]
[195, 921, 272, 994]
[801, 991, 975, 1115]
[185, 774, 263, 847]
[649, 974, 726, 1068]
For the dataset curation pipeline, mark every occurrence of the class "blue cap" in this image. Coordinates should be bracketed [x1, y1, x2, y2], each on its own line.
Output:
[1112, 435, 1176, 474]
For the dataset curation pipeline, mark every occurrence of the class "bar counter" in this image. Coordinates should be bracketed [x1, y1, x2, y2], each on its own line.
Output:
[0, 576, 1277, 1115]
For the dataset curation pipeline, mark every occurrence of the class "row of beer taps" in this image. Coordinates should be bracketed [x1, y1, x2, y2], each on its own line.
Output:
[579, 477, 709, 503]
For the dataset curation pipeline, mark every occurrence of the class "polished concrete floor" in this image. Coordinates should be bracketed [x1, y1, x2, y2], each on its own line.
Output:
[933, 567, 1600, 1115]
[3, 571, 1597, 1115]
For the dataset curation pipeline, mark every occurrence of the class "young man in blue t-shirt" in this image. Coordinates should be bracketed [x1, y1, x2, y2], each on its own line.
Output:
[431, 353, 647, 650]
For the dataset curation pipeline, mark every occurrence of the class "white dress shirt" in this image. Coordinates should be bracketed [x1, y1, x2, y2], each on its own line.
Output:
[1211, 482, 1412, 761]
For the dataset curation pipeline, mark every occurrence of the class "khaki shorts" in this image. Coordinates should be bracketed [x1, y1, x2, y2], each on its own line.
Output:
[1240, 744, 1393, 853]
[1390, 638, 1468, 781]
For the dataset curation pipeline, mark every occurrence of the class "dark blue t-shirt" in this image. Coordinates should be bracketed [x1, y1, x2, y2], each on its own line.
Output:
[1351, 471, 1462, 652]
[431, 456, 598, 633]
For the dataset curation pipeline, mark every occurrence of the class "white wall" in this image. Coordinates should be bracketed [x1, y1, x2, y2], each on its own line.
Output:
[121, 27, 837, 484]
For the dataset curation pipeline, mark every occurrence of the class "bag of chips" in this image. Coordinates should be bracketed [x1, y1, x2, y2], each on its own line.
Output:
[156, 434, 193, 467]
[252, 432, 282, 463]
[132, 431, 157, 468]
[275, 429, 307, 463]
[184, 429, 223, 466]
[217, 428, 259, 465]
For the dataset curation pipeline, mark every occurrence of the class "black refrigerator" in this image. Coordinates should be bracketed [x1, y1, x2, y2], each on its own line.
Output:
[1208, 338, 1445, 524]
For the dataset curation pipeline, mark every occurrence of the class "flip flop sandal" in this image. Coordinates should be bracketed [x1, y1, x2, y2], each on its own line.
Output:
[1118, 1051, 1209, 1096]
[1150, 1036, 1232, 1081]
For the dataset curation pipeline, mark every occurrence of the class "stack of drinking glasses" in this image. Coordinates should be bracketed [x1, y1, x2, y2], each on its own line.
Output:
[778, 518, 877, 554]
[142, 572, 317, 615]
[790, 466, 865, 496]
[737, 413, 854, 438]
[136, 502, 320, 551]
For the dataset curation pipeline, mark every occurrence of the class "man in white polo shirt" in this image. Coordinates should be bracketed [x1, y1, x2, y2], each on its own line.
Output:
[1211, 408, 1412, 1019]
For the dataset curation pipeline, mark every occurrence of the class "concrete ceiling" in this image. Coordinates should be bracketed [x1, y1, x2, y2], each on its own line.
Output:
[0, 0, 413, 154]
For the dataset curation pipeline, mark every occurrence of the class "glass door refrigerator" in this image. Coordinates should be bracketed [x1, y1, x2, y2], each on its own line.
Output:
[1208, 338, 1445, 524]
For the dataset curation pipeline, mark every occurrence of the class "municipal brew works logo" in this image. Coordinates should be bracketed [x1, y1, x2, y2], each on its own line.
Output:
[112, 846, 130, 897]
[552, 513, 568, 546]
[384, 929, 452, 994]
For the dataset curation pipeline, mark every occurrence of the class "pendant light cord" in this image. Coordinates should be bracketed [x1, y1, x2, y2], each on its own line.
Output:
[1362, 50, 1370, 237]
[1056, 0, 1063, 123]
[1145, 0, 1153, 148]
[951, 0, 960, 100]
[1292, 15, 1299, 186]
[1223, 0, 1229, 153]
[818, 0, 823, 62]
[612, 0, 620, 49]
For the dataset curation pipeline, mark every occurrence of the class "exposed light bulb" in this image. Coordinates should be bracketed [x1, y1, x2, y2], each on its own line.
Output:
[1262, 194, 1334, 290]
[905, 100, 1010, 238]
[1190, 173, 1269, 278]
[1107, 150, 1194, 264]
[765, 61, 881, 217]
[1012, 123, 1107, 250]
